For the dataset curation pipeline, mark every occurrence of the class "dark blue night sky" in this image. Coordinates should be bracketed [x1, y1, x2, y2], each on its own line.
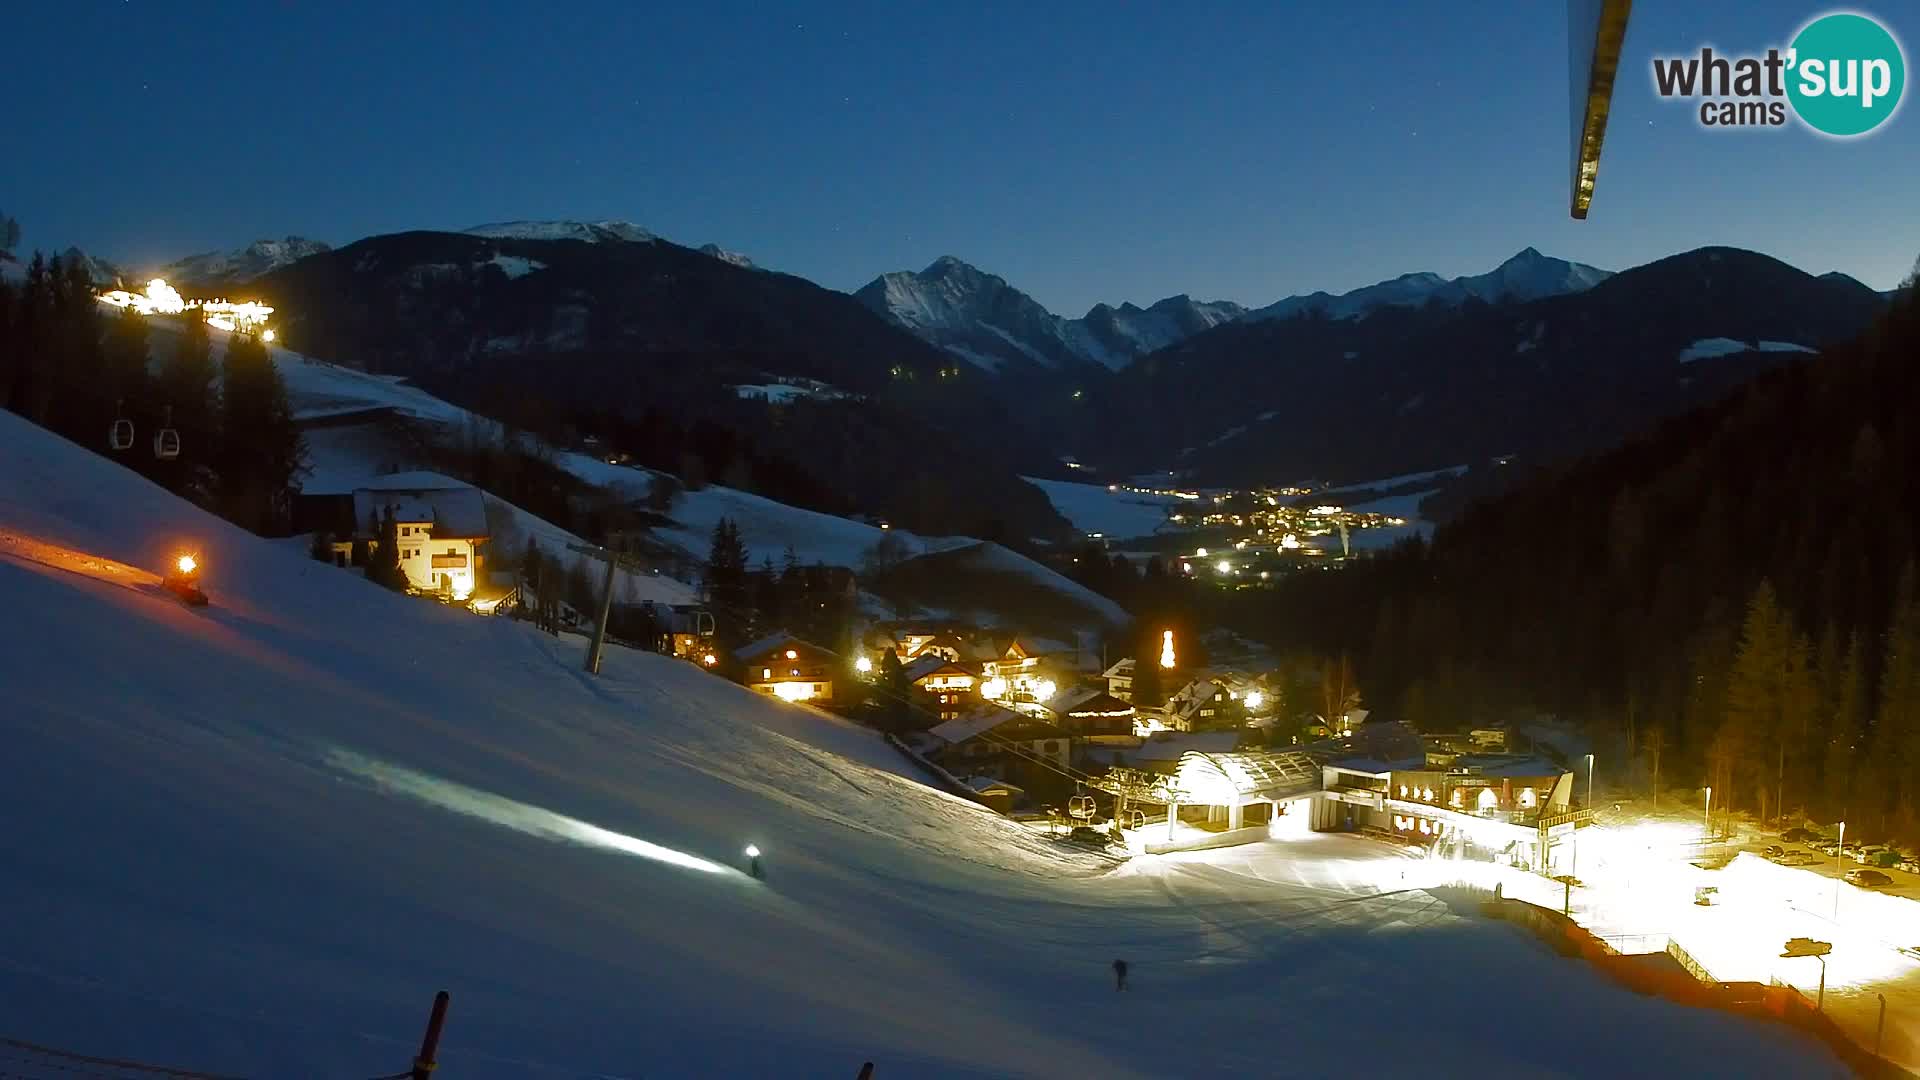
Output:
[13, 1, 1915, 311]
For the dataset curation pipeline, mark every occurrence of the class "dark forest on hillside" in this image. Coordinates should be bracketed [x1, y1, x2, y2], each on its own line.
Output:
[1247, 269, 1920, 841]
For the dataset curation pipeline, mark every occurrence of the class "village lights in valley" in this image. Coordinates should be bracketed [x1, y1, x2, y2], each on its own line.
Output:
[980, 676, 1009, 699]
[854, 655, 872, 673]
[1244, 690, 1264, 710]
[1214, 560, 1231, 574]
[702, 653, 718, 666]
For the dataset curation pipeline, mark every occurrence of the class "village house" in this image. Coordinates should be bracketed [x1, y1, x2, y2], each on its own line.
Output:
[922, 701, 1073, 796]
[902, 653, 979, 723]
[1048, 687, 1138, 746]
[1165, 678, 1239, 731]
[315, 476, 491, 599]
[1102, 657, 1135, 700]
[735, 632, 842, 705]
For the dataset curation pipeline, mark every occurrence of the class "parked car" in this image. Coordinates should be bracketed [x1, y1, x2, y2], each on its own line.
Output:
[1855, 846, 1885, 865]
[1762, 844, 1785, 859]
[1778, 852, 1817, 867]
[1783, 827, 1820, 843]
[1814, 840, 1842, 856]
[1899, 858, 1920, 875]
[1845, 869, 1892, 887]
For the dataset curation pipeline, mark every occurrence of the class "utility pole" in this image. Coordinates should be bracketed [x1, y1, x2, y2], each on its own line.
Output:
[570, 533, 645, 676]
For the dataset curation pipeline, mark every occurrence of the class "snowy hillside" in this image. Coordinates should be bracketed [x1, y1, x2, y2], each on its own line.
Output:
[855, 257, 1243, 372]
[1246, 248, 1612, 322]
[157, 236, 331, 285]
[0, 410, 1845, 1078]
[1022, 476, 1184, 540]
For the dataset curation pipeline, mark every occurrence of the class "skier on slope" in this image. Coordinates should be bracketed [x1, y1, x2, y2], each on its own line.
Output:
[1112, 958, 1129, 991]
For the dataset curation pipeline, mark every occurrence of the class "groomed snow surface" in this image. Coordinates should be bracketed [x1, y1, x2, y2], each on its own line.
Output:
[0, 411, 1847, 1078]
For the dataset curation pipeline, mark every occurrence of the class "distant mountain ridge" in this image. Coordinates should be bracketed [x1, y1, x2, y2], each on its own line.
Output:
[1245, 248, 1612, 322]
[854, 256, 1243, 372]
[856, 248, 1608, 374]
[1079, 246, 1887, 486]
[157, 237, 332, 287]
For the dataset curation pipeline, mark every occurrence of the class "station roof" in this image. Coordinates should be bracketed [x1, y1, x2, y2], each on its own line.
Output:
[1174, 749, 1323, 806]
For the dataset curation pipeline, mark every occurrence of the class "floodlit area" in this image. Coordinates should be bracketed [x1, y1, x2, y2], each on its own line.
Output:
[1468, 803, 1920, 1070]
[0, 410, 1856, 1076]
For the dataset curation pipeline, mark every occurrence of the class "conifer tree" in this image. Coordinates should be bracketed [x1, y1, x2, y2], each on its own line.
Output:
[217, 332, 304, 533]
[367, 509, 409, 592]
[704, 517, 750, 645]
[1881, 565, 1920, 829]
[1823, 633, 1868, 820]
[156, 308, 218, 491]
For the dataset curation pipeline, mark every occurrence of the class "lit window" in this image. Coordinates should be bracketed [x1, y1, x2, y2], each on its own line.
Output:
[762, 668, 771, 680]
[785, 649, 798, 660]
[1398, 785, 1409, 798]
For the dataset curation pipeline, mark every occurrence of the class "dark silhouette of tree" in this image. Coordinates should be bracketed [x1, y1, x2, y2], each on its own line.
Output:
[367, 509, 409, 592]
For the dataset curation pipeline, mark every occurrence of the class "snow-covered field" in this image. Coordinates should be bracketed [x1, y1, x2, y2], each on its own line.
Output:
[656, 480, 972, 569]
[1021, 476, 1182, 540]
[0, 412, 1849, 1077]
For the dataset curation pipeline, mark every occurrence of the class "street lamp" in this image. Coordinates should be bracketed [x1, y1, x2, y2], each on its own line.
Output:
[1781, 938, 1832, 1010]
[1586, 753, 1595, 809]
[1834, 820, 1846, 919]
[1703, 786, 1713, 841]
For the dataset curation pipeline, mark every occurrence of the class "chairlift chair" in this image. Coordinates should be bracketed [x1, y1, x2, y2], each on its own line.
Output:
[1068, 794, 1096, 820]
[153, 406, 180, 460]
[109, 400, 133, 451]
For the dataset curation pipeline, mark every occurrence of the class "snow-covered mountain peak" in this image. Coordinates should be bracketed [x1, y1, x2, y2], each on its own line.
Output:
[463, 220, 657, 244]
[699, 243, 756, 269]
[154, 237, 328, 286]
[857, 259, 1247, 373]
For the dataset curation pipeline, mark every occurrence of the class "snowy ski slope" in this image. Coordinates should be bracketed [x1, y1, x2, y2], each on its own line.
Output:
[0, 411, 1845, 1078]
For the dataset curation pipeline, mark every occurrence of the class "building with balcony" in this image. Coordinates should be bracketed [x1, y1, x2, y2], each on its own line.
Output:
[736, 632, 841, 705]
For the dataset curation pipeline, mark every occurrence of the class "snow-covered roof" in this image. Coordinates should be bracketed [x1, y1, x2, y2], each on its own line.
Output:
[927, 703, 1024, 746]
[1174, 750, 1323, 805]
[356, 470, 471, 491]
[903, 654, 972, 683]
[1451, 754, 1566, 779]
[1133, 731, 1240, 762]
[735, 631, 820, 663]
[964, 776, 1023, 795]
[1054, 687, 1133, 717]
[350, 485, 489, 540]
[1102, 657, 1135, 679]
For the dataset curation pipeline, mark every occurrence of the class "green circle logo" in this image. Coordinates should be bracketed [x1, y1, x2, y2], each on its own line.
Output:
[1787, 12, 1906, 137]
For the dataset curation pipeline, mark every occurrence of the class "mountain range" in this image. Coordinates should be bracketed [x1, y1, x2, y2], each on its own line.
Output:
[44, 218, 1899, 529]
[855, 248, 1613, 374]
[155, 237, 333, 287]
[1079, 247, 1887, 486]
[855, 256, 1243, 372]
[1244, 247, 1613, 321]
